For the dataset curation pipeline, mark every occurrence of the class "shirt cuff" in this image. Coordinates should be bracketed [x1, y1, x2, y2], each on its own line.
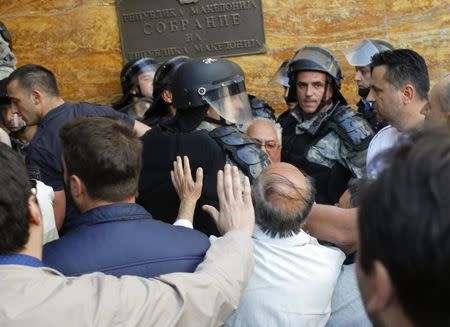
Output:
[173, 219, 194, 229]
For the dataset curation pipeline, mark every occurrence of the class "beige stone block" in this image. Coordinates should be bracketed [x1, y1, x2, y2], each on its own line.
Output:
[0, 0, 448, 114]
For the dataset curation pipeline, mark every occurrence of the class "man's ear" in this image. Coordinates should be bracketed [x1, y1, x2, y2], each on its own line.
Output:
[401, 84, 415, 105]
[28, 195, 42, 227]
[31, 89, 43, 106]
[365, 260, 395, 315]
[69, 174, 85, 199]
[326, 83, 334, 100]
[161, 89, 173, 104]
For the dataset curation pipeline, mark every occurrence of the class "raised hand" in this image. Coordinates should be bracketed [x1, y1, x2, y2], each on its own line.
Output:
[171, 156, 203, 223]
[202, 165, 255, 237]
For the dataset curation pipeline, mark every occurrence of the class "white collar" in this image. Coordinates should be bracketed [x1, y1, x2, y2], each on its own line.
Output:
[252, 224, 317, 246]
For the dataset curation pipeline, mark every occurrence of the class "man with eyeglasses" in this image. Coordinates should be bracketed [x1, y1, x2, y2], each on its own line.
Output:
[246, 118, 282, 163]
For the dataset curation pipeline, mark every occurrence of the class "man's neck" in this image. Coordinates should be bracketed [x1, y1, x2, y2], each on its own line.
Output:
[168, 105, 176, 117]
[395, 101, 425, 132]
[375, 305, 415, 327]
[41, 97, 65, 118]
[19, 225, 43, 261]
[79, 196, 136, 214]
[17, 125, 37, 143]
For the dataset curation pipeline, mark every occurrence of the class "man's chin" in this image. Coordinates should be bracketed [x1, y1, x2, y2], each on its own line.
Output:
[300, 104, 319, 114]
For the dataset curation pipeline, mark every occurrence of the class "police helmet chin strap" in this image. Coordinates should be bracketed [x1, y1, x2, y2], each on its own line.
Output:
[130, 85, 144, 99]
[204, 116, 233, 127]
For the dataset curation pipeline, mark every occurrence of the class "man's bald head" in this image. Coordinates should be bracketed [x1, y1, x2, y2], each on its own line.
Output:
[437, 75, 450, 113]
[421, 75, 450, 127]
[252, 162, 315, 238]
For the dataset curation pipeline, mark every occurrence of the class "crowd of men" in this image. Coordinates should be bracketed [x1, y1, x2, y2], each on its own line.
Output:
[1, 20, 450, 327]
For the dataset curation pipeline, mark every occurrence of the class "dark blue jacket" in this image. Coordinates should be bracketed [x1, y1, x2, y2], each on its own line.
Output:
[25, 101, 133, 232]
[43, 203, 210, 277]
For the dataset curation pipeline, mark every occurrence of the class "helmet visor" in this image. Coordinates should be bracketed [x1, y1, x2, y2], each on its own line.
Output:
[201, 79, 253, 125]
[129, 58, 160, 76]
[268, 60, 290, 87]
[342, 40, 380, 66]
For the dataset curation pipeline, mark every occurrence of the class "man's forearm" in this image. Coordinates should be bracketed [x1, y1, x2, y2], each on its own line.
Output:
[176, 200, 197, 224]
[304, 204, 358, 254]
[129, 230, 254, 326]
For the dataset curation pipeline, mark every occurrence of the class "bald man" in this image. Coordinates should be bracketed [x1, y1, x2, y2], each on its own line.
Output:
[246, 118, 282, 163]
[225, 162, 345, 327]
[420, 75, 450, 127]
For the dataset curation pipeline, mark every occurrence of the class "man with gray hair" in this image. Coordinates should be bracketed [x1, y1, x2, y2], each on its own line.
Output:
[225, 162, 345, 326]
[420, 74, 450, 128]
[246, 117, 282, 163]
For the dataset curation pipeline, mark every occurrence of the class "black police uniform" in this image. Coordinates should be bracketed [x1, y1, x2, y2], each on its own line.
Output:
[138, 121, 268, 236]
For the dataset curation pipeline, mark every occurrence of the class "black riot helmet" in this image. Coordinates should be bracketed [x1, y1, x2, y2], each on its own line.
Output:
[0, 21, 12, 51]
[171, 58, 253, 126]
[0, 78, 10, 107]
[120, 57, 159, 96]
[142, 56, 191, 126]
[288, 46, 347, 108]
[113, 57, 160, 111]
[152, 56, 191, 100]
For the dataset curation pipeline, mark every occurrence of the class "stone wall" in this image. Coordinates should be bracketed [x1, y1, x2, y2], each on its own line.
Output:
[1, 0, 449, 114]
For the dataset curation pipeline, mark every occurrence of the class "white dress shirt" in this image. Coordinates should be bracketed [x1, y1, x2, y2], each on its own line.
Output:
[366, 125, 401, 179]
[224, 225, 344, 327]
[174, 220, 345, 326]
[35, 180, 59, 244]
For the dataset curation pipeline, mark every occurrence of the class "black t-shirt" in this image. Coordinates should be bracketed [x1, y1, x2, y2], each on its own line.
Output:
[138, 127, 226, 236]
[25, 101, 134, 231]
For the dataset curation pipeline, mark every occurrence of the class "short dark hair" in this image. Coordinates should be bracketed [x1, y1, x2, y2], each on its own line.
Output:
[358, 126, 450, 327]
[60, 116, 142, 202]
[371, 49, 429, 100]
[8, 64, 60, 97]
[0, 144, 32, 254]
[252, 172, 315, 238]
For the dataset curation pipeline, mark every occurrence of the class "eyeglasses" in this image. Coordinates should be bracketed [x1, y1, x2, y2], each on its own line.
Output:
[253, 139, 281, 152]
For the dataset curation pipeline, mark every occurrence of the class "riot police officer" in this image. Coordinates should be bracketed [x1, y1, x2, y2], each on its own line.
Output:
[341, 39, 394, 131]
[248, 94, 276, 121]
[268, 59, 298, 111]
[143, 55, 275, 126]
[138, 57, 269, 236]
[143, 55, 191, 127]
[0, 79, 32, 156]
[278, 46, 373, 205]
[0, 21, 16, 80]
[112, 57, 160, 120]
